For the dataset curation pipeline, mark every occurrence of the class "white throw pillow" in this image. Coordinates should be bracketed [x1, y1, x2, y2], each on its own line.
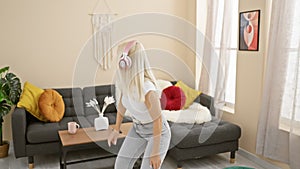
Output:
[156, 79, 173, 91]
[162, 102, 212, 124]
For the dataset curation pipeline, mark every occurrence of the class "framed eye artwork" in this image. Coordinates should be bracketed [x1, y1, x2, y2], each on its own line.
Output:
[239, 10, 261, 51]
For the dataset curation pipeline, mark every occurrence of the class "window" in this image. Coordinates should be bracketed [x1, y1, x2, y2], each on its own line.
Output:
[279, 0, 300, 135]
[217, 1, 238, 106]
[197, 0, 238, 110]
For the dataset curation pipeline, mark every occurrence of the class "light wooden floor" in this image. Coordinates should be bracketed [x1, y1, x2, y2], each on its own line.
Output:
[0, 143, 268, 169]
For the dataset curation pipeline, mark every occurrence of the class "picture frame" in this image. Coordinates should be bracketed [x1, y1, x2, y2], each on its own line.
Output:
[239, 10, 260, 51]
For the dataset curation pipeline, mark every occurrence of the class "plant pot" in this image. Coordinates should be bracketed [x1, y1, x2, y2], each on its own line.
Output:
[0, 141, 9, 158]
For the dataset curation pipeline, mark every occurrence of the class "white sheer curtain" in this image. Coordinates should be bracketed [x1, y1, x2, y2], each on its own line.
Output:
[198, 0, 238, 116]
[256, 0, 300, 168]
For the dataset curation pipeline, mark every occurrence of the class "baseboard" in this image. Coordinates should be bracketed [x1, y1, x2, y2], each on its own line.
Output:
[237, 148, 282, 169]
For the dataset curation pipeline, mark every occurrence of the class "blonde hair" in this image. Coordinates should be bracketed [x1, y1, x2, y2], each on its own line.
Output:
[116, 41, 157, 102]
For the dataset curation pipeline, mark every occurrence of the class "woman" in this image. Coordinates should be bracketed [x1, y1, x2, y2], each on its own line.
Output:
[107, 40, 171, 169]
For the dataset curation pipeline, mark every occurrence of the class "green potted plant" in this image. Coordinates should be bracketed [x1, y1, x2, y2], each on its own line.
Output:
[0, 66, 21, 158]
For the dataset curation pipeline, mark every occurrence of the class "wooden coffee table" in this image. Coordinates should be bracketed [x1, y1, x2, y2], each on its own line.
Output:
[58, 122, 133, 169]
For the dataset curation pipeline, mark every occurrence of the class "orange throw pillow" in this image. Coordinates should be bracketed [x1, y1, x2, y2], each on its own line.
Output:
[38, 89, 65, 122]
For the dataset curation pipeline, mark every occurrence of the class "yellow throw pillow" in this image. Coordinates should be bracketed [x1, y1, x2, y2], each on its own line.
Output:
[175, 80, 201, 109]
[17, 82, 48, 122]
[38, 89, 65, 122]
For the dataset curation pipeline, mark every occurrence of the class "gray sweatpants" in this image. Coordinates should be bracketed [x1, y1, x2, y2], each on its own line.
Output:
[115, 120, 171, 169]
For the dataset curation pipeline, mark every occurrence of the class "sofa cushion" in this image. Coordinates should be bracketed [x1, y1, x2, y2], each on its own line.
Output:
[26, 117, 72, 143]
[55, 88, 84, 117]
[38, 89, 65, 122]
[26, 116, 92, 144]
[169, 118, 241, 149]
[83, 85, 117, 116]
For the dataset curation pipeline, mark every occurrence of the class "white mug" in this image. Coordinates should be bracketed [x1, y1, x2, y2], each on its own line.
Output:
[68, 122, 80, 134]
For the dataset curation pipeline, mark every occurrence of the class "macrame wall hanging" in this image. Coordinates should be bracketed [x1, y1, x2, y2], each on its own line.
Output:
[90, 0, 117, 70]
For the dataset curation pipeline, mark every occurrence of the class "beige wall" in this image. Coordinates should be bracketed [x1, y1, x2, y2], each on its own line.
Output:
[0, 0, 195, 141]
[0, 0, 195, 88]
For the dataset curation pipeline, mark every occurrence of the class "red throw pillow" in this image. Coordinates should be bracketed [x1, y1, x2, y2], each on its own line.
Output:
[160, 86, 186, 110]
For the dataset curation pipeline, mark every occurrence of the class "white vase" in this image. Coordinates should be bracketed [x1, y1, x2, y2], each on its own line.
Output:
[94, 114, 109, 131]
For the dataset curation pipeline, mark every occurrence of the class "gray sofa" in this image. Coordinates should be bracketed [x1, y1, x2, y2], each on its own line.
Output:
[12, 83, 241, 169]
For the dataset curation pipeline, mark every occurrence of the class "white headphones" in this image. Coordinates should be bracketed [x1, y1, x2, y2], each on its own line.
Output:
[119, 40, 137, 69]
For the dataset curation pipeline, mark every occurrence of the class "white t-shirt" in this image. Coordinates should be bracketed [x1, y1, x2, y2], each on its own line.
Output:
[122, 80, 157, 123]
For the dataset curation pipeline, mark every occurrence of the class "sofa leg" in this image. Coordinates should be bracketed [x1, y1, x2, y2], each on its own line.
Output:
[133, 157, 142, 169]
[29, 164, 34, 169]
[177, 161, 183, 169]
[230, 151, 235, 163]
[28, 156, 34, 169]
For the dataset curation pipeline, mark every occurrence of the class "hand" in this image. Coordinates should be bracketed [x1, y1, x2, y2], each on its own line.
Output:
[150, 154, 161, 169]
[107, 129, 119, 147]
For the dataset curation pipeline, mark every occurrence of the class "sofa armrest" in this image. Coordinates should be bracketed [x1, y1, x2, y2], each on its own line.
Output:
[195, 93, 216, 116]
[11, 107, 27, 158]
